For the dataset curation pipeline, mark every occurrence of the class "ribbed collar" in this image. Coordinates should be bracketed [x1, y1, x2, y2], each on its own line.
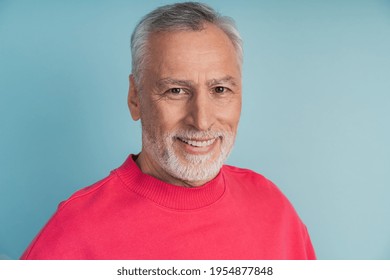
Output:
[114, 155, 226, 210]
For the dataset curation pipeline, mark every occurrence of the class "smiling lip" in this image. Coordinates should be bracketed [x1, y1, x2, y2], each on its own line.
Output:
[176, 137, 219, 154]
[177, 137, 217, 147]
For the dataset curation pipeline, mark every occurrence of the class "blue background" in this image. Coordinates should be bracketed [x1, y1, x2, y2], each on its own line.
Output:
[1, 0, 389, 260]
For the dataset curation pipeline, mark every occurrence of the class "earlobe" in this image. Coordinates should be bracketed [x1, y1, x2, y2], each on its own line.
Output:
[128, 74, 141, 121]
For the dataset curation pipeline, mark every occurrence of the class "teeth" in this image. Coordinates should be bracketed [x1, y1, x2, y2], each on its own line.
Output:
[179, 138, 216, 147]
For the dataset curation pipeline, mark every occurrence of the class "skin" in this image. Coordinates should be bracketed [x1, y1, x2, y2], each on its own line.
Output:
[128, 23, 242, 187]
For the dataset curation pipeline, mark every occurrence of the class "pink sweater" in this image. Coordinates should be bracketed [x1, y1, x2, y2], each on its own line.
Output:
[21, 155, 315, 259]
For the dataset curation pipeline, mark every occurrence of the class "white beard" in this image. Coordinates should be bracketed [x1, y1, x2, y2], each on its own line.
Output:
[142, 127, 235, 183]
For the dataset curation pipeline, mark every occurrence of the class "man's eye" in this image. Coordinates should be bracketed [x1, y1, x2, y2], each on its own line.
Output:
[169, 88, 183, 94]
[214, 86, 227, 94]
[163, 87, 189, 100]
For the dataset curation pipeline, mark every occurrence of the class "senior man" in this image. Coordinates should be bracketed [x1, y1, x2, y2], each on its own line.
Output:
[22, 2, 315, 259]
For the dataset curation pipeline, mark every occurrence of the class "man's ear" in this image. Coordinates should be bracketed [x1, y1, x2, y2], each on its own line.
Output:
[128, 74, 141, 121]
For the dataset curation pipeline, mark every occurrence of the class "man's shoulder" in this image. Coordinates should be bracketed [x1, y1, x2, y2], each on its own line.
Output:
[21, 171, 126, 259]
[57, 171, 119, 210]
[222, 164, 271, 186]
[222, 164, 291, 203]
[223, 164, 264, 176]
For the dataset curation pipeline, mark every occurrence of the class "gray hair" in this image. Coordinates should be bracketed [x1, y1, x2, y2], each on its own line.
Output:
[130, 2, 243, 86]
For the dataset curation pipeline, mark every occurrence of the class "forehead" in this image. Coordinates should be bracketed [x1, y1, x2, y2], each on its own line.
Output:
[149, 23, 234, 47]
[144, 23, 241, 76]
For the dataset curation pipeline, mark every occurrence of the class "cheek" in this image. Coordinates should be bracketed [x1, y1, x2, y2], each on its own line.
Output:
[219, 100, 242, 128]
[141, 100, 183, 132]
[140, 99, 160, 130]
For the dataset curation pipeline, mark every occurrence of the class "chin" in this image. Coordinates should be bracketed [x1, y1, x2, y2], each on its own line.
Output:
[160, 149, 226, 183]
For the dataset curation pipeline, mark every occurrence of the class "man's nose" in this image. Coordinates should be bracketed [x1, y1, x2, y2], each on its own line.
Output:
[186, 91, 215, 131]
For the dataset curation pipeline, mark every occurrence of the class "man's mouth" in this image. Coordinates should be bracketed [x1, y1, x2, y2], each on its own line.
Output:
[177, 137, 217, 147]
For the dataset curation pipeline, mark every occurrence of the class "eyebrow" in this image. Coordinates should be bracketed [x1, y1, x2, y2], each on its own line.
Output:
[206, 76, 238, 87]
[156, 75, 238, 88]
[156, 78, 194, 88]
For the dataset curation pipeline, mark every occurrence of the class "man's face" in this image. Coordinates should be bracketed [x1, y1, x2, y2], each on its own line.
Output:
[129, 23, 242, 187]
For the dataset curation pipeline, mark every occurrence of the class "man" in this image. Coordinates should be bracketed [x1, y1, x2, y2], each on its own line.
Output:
[21, 2, 315, 259]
